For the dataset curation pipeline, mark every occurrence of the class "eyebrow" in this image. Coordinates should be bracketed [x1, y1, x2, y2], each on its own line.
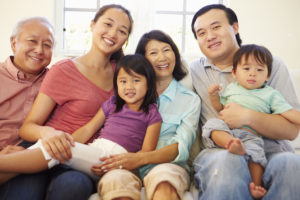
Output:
[106, 17, 129, 30]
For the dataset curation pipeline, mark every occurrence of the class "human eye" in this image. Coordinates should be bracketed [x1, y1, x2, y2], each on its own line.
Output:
[149, 51, 157, 55]
[197, 31, 206, 37]
[104, 22, 112, 27]
[43, 43, 53, 49]
[119, 29, 128, 36]
[28, 39, 37, 44]
[243, 67, 250, 71]
[213, 25, 221, 30]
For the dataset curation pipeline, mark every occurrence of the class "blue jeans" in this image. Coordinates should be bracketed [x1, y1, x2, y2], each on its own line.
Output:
[46, 165, 95, 200]
[194, 148, 300, 200]
[0, 171, 49, 200]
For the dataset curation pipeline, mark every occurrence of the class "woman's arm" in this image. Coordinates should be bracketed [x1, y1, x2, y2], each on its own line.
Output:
[72, 108, 106, 143]
[20, 93, 74, 162]
[219, 103, 299, 140]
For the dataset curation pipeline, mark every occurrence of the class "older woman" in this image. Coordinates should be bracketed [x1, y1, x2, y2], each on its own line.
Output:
[97, 30, 201, 200]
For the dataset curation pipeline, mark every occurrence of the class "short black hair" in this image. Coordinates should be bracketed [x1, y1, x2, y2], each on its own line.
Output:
[135, 30, 187, 81]
[191, 4, 242, 47]
[233, 44, 273, 77]
[113, 54, 157, 113]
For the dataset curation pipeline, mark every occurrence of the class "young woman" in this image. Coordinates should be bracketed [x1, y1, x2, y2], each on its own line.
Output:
[12, 4, 133, 200]
[93, 30, 201, 200]
[0, 54, 161, 184]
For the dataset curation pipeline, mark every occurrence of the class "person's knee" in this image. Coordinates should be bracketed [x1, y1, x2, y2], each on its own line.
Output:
[48, 170, 93, 200]
[153, 182, 179, 200]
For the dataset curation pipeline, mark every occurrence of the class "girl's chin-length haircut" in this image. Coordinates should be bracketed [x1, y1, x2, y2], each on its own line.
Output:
[113, 54, 158, 113]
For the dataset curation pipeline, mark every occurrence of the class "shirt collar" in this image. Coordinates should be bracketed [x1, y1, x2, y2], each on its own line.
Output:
[203, 58, 233, 73]
[5, 56, 47, 81]
[160, 79, 177, 101]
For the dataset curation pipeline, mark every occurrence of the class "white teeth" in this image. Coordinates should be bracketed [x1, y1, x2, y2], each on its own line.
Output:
[31, 57, 41, 61]
[157, 65, 168, 69]
[104, 38, 114, 45]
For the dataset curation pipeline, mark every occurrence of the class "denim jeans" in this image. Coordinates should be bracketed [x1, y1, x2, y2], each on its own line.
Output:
[193, 148, 300, 200]
[0, 171, 49, 200]
[46, 165, 95, 200]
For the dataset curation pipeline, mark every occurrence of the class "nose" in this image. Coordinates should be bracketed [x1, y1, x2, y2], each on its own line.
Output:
[249, 69, 256, 76]
[108, 27, 117, 38]
[34, 42, 44, 55]
[126, 80, 134, 89]
[157, 51, 167, 61]
[207, 30, 216, 42]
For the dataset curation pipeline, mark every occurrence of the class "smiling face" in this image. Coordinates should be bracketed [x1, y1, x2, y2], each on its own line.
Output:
[117, 67, 147, 111]
[11, 19, 54, 77]
[91, 8, 131, 57]
[193, 9, 239, 66]
[145, 39, 175, 82]
[233, 54, 269, 90]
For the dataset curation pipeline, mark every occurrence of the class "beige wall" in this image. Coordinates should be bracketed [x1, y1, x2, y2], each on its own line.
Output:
[0, 0, 53, 61]
[231, 0, 300, 69]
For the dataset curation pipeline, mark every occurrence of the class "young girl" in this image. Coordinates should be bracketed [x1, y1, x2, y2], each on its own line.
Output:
[203, 44, 300, 199]
[0, 54, 162, 183]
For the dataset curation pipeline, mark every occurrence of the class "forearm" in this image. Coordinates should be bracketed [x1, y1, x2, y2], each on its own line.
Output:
[247, 109, 299, 140]
[20, 124, 54, 142]
[209, 95, 223, 112]
[281, 109, 300, 125]
[139, 143, 178, 166]
[72, 126, 95, 143]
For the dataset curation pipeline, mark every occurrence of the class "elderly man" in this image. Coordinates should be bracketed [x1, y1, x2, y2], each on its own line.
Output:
[0, 17, 54, 200]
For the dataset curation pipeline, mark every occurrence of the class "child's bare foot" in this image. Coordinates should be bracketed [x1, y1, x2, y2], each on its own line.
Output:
[249, 182, 267, 199]
[226, 138, 246, 155]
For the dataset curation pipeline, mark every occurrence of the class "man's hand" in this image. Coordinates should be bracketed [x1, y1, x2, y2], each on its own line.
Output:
[218, 102, 251, 129]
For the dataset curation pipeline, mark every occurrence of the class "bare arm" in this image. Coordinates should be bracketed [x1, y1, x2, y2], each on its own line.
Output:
[138, 122, 161, 152]
[281, 109, 300, 125]
[72, 108, 106, 143]
[219, 103, 299, 140]
[19, 92, 74, 162]
[208, 83, 223, 112]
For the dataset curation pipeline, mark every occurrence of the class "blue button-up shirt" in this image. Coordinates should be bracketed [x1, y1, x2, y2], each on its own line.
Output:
[139, 79, 201, 178]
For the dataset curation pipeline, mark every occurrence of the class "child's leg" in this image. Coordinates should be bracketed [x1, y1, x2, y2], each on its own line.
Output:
[211, 130, 246, 155]
[248, 162, 266, 199]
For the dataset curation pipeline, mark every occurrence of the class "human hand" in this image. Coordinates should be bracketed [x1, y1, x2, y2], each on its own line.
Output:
[208, 83, 222, 96]
[218, 102, 250, 129]
[0, 145, 25, 155]
[93, 153, 142, 173]
[41, 126, 74, 163]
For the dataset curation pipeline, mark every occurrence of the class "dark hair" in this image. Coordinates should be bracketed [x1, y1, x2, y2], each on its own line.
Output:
[113, 54, 157, 113]
[93, 4, 134, 62]
[191, 4, 242, 47]
[233, 44, 273, 77]
[135, 30, 187, 81]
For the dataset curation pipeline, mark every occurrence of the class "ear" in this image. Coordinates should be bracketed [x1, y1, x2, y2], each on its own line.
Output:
[232, 68, 237, 79]
[90, 20, 95, 32]
[10, 36, 17, 54]
[232, 22, 239, 35]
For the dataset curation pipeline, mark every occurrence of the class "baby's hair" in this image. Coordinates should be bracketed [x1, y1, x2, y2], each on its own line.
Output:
[233, 44, 273, 77]
[113, 54, 157, 113]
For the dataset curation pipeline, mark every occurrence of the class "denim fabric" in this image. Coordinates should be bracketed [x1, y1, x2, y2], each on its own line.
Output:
[263, 152, 300, 200]
[194, 149, 300, 200]
[0, 172, 49, 200]
[193, 148, 252, 200]
[46, 165, 95, 200]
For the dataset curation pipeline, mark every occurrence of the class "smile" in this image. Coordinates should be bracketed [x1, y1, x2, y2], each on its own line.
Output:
[103, 38, 115, 46]
[157, 64, 168, 69]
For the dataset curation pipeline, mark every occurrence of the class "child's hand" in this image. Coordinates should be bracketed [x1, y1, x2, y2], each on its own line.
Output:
[208, 83, 222, 96]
